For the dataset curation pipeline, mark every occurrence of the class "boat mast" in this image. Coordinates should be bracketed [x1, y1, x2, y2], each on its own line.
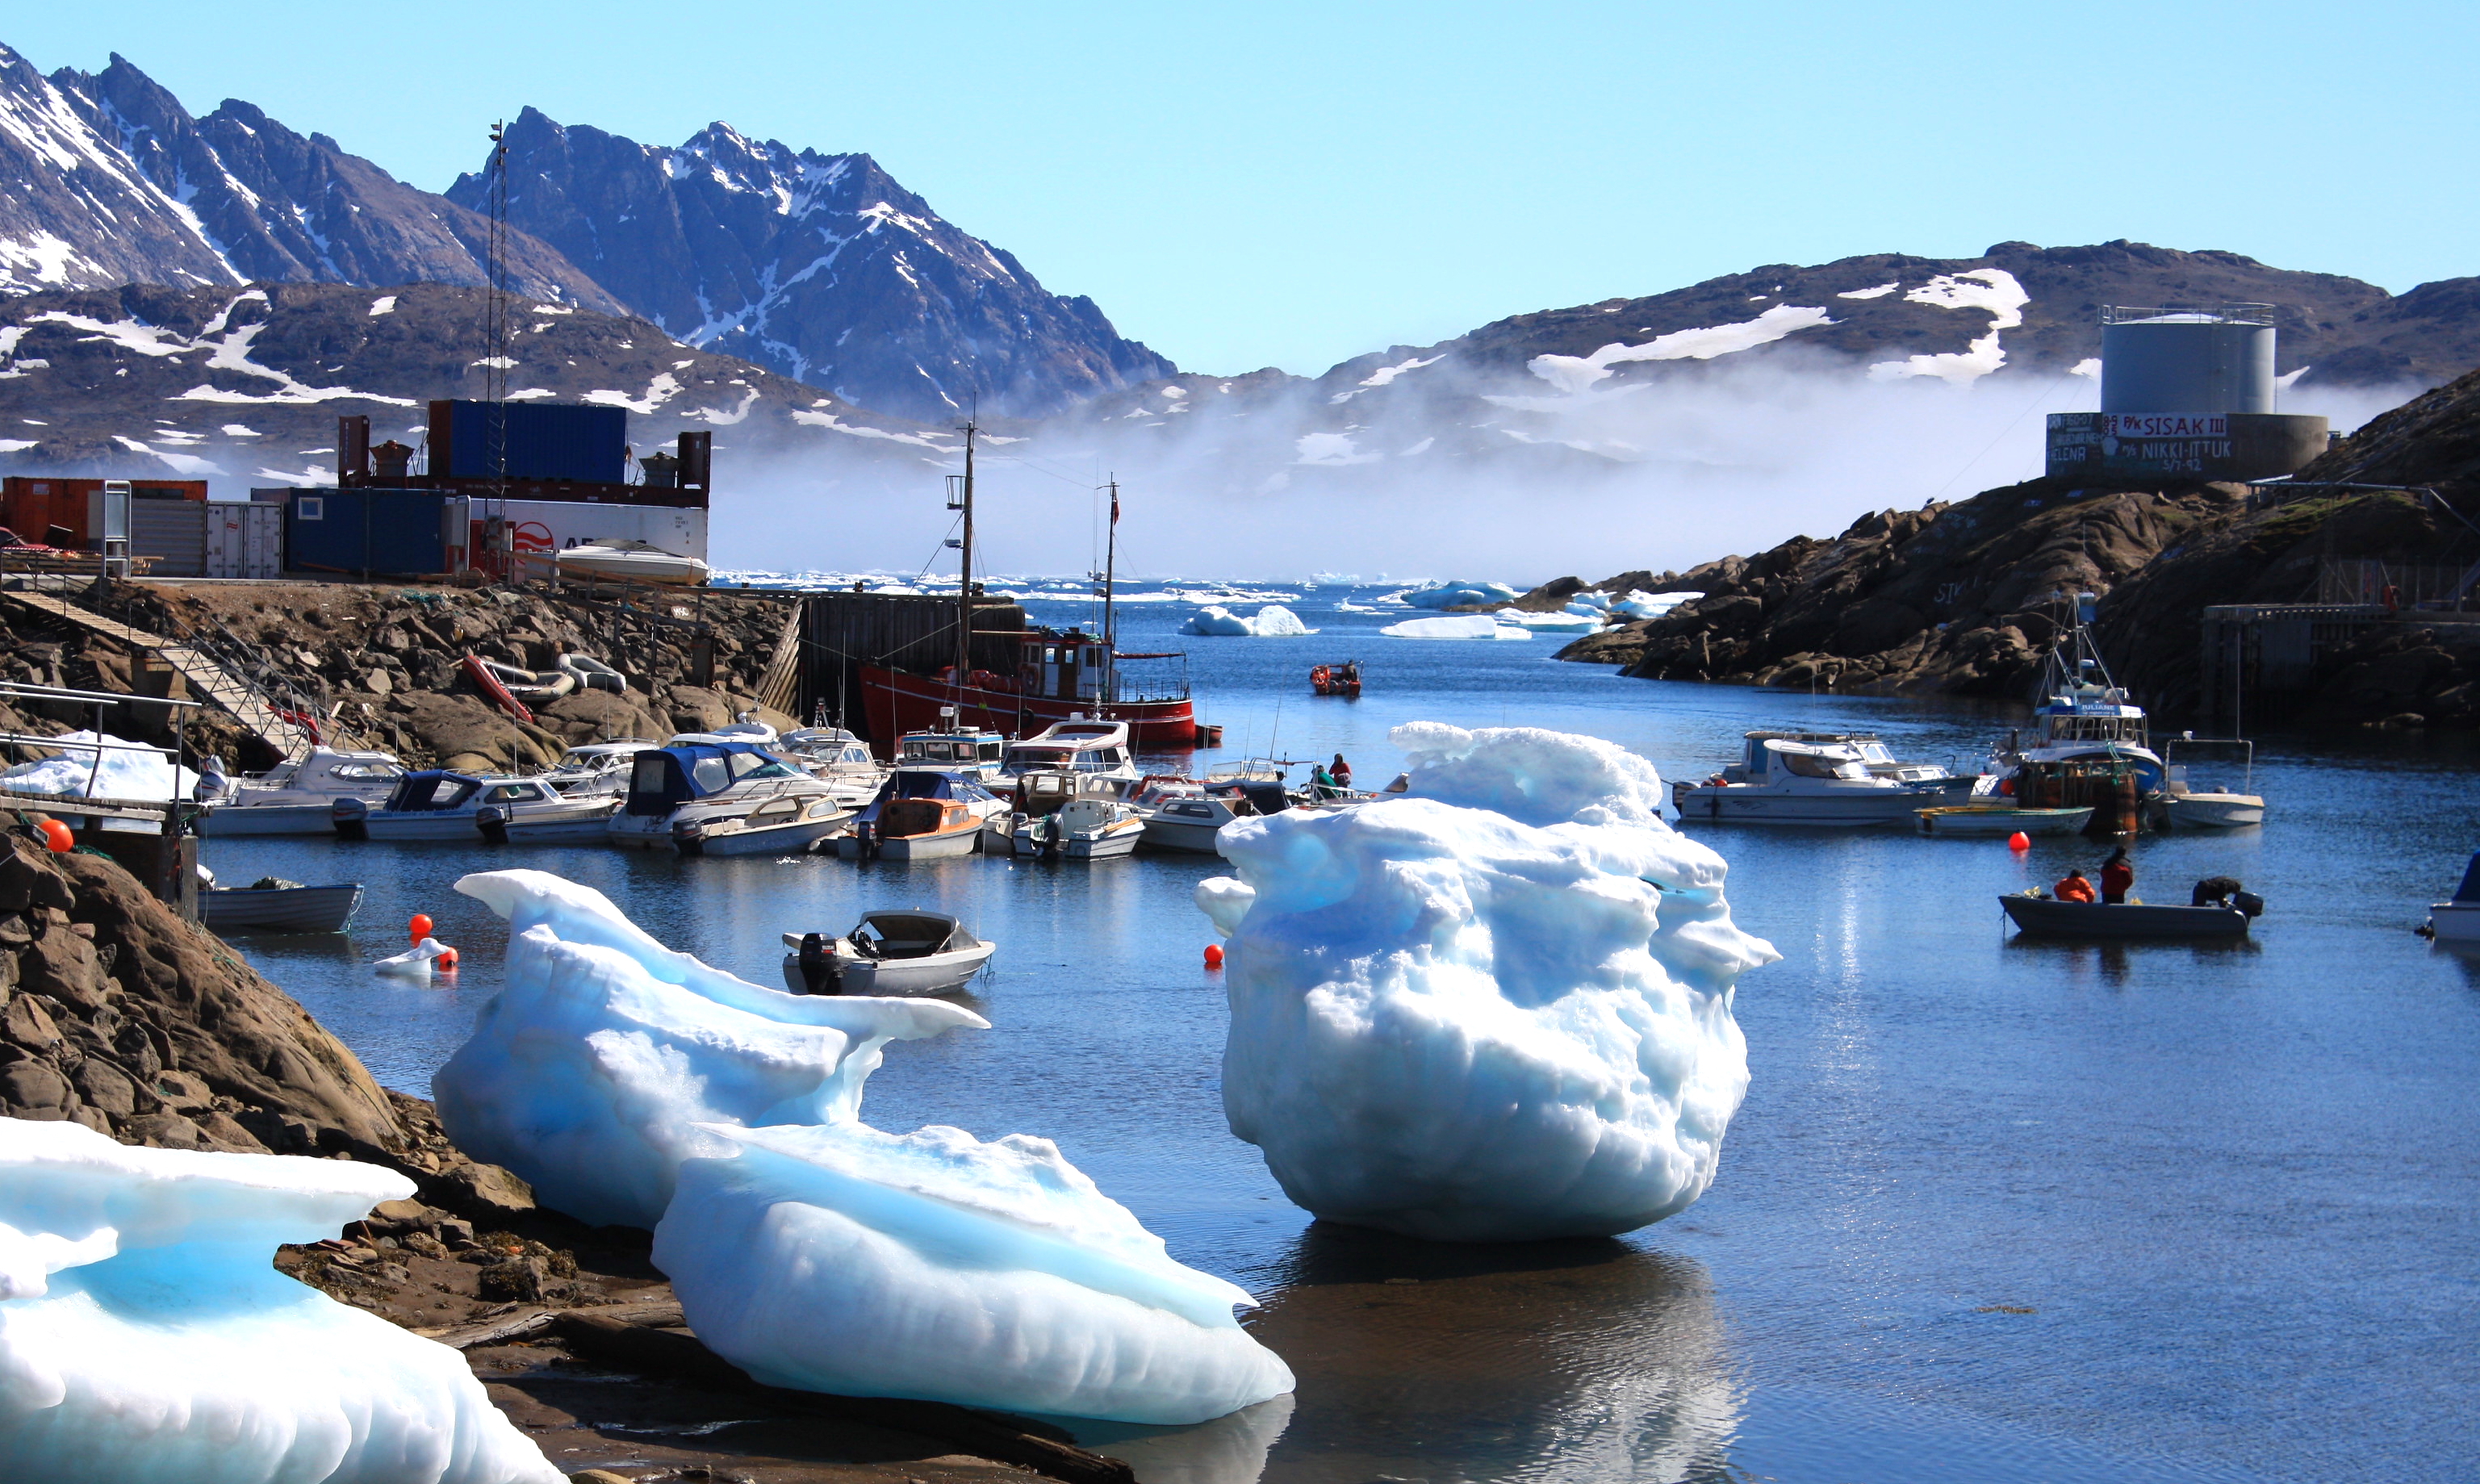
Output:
[954, 420, 977, 693]
[1102, 476, 1119, 707]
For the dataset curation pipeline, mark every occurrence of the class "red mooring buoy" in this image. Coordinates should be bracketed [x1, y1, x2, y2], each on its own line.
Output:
[2007, 831, 2031, 851]
[408, 913, 435, 943]
[1203, 943, 1225, 968]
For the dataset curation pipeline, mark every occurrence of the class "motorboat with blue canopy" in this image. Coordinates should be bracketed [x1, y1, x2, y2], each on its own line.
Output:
[608, 739, 833, 848]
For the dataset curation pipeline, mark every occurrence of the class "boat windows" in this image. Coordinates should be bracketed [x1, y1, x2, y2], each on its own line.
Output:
[690, 755, 731, 793]
[727, 753, 795, 780]
[482, 783, 547, 803]
[1775, 749, 1865, 780]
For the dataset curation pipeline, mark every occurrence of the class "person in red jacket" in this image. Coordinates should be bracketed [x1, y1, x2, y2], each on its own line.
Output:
[2055, 869, 2097, 903]
[2100, 847, 2135, 904]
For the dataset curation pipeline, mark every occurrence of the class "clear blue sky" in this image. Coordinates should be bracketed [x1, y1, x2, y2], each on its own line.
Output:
[12, 2, 2474, 376]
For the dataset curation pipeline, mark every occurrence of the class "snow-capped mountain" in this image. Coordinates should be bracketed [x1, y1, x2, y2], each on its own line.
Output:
[445, 109, 1173, 422]
[0, 46, 615, 310]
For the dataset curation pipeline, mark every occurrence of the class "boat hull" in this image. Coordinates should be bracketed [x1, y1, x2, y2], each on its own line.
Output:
[200, 884, 363, 934]
[859, 663, 1197, 752]
[1140, 817, 1225, 853]
[838, 826, 983, 860]
[2000, 894, 2250, 939]
[199, 801, 362, 836]
[2429, 901, 2480, 943]
[1917, 806, 2093, 837]
[358, 813, 486, 842]
[779, 942, 994, 997]
[681, 816, 847, 857]
[1675, 785, 1941, 827]
[2159, 793, 2265, 829]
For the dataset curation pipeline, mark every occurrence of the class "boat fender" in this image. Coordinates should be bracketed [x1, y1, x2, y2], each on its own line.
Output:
[2232, 890, 2265, 918]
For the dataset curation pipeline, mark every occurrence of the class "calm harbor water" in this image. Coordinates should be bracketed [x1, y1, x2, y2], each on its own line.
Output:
[208, 586, 2480, 1483]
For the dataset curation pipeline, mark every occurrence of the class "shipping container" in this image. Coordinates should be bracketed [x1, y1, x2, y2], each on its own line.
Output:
[276, 487, 450, 576]
[205, 501, 282, 579]
[431, 400, 626, 484]
[130, 500, 207, 576]
[2, 477, 205, 547]
[451, 496, 708, 577]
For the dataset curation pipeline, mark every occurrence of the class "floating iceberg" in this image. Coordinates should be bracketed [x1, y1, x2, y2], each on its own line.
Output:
[1493, 607, 1601, 633]
[1399, 580, 1520, 609]
[655, 1122, 1294, 1426]
[433, 870, 985, 1228]
[1204, 724, 1777, 1241]
[0, 1118, 559, 1483]
[1380, 614, 1530, 641]
[0, 730, 198, 801]
[1181, 604, 1316, 637]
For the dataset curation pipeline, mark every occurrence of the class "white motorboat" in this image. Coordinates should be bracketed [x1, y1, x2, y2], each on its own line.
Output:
[983, 768, 1131, 854]
[997, 719, 1141, 784]
[780, 911, 995, 997]
[196, 746, 404, 835]
[1673, 733, 1959, 826]
[677, 793, 852, 856]
[889, 721, 1009, 783]
[841, 770, 1008, 860]
[539, 740, 662, 800]
[2152, 737, 2265, 830]
[2427, 854, 2480, 943]
[1010, 793, 1148, 859]
[778, 727, 893, 807]
[608, 738, 835, 849]
[337, 772, 563, 842]
[478, 790, 623, 844]
[555, 538, 710, 587]
[1136, 767, 1296, 853]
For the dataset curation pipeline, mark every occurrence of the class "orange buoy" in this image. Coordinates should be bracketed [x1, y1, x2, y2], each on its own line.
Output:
[408, 913, 434, 943]
[2007, 831, 2030, 851]
[38, 817, 73, 853]
[434, 947, 458, 970]
[1203, 943, 1224, 968]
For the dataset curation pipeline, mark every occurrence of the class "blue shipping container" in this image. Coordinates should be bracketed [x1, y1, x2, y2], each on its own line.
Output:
[441, 402, 626, 483]
[284, 489, 449, 575]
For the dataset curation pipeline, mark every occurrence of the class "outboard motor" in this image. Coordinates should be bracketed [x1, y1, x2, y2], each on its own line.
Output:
[332, 797, 369, 842]
[476, 804, 510, 844]
[2232, 890, 2266, 918]
[796, 932, 843, 995]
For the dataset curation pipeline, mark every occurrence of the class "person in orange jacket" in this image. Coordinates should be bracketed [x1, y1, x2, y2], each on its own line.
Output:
[2101, 847, 2135, 904]
[2055, 869, 2097, 903]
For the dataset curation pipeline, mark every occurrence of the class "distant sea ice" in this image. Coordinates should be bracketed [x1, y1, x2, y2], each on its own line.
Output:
[655, 1122, 1295, 1425]
[1202, 723, 1779, 1241]
[433, 869, 986, 1229]
[0, 1118, 561, 1483]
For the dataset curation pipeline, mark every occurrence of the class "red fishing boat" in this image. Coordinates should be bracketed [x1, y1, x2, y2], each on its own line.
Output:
[855, 454, 1202, 751]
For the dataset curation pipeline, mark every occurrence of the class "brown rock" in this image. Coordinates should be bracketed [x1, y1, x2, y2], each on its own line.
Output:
[3, 1061, 75, 1118]
[23, 927, 108, 1010]
[661, 684, 737, 734]
[477, 1256, 550, 1303]
[194, 1109, 274, 1152]
[0, 911, 31, 947]
[3, 994, 61, 1050]
[153, 1067, 214, 1110]
[123, 1110, 211, 1148]
[71, 1057, 141, 1117]
[422, 1160, 538, 1223]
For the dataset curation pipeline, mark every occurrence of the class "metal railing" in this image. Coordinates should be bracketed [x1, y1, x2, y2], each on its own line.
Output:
[2100, 303, 2276, 325]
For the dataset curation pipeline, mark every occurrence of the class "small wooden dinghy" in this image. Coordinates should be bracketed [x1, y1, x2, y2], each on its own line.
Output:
[778, 911, 994, 996]
[1917, 805, 2093, 836]
[2000, 891, 2253, 939]
[201, 881, 363, 934]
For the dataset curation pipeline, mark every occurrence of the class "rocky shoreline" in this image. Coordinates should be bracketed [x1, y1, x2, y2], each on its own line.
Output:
[0, 825, 1130, 1482]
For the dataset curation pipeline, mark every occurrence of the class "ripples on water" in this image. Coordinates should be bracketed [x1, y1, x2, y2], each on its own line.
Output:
[213, 587, 2480, 1482]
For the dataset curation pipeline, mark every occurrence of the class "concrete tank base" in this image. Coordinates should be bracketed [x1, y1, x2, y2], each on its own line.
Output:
[2045, 412, 2330, 483]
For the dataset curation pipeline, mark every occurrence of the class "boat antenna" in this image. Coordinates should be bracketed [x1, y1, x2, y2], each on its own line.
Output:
[1101, 475, 1119, 708]
[953, 418, 977, 697]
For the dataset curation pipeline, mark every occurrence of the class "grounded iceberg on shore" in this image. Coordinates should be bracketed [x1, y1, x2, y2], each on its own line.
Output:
[656, 1122, 1294, 1426]
[434, 870, 986, 1228]
[1205, 724, 1776, 1242]
[0, 1118, 559, 1483]
[1182, 604, 1315, 637]
[0, 730, 198, 801]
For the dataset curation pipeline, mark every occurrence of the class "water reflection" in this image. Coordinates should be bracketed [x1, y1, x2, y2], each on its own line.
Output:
[1243, 1223, 1738, 1483]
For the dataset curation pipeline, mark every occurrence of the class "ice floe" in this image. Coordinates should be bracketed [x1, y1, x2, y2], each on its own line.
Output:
[656, 1122, 1294, 1425]
[1181, 604, 1315, 637]
[1380, 614, 1529, 640]
[433, 870, 985, 1229]
[1203, 723, 1777, 1241]
[1400, 580, 1520, 609]
[0, 1118, 561, 1482]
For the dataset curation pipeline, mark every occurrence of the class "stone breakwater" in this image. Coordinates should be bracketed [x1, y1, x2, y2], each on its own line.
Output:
[0, 579, 799, 774]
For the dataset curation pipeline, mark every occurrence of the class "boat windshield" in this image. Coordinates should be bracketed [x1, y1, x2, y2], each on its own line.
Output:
[1776, 749, 1867, 780]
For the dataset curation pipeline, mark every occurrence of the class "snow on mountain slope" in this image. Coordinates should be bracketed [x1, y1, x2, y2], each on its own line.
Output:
[0, 44, 617, 309]
[449, 109, 1173, 423]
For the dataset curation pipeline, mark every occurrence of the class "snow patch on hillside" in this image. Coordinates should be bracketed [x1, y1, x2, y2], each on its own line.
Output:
[1867, 270, 2028, 384]
[1529, 304, 1834, 394]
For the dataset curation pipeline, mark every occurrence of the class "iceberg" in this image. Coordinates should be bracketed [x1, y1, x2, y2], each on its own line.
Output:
[1608, 589, 1704, 620]
[1379, 614, 1530, 640]
[1494, 607, 1601, 633]
[0, 1118, 559, 1483]
[655, 1122, 1295, 1426]
[0, 730, 198, 801]
[1399, 580, 1520, 609]
[433, 870, 985, 1228]
[1203, 724, 1777, 1241]
[1181, 604, 1316, 637]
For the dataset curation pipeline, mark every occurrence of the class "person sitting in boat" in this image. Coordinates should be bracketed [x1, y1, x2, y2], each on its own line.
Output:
[1331, 753, 1353, 789]
[2101, 847, 2135, 905]
[2054, 870, 2097, 903]
[1310, 761, 1339, 801]
[2191, 876, 2244, 908]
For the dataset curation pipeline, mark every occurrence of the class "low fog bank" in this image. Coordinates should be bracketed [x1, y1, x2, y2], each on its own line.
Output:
[707, 352, 2426, 585]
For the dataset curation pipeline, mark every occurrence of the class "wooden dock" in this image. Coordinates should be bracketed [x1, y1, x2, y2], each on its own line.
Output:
[0, 589, 322, 759]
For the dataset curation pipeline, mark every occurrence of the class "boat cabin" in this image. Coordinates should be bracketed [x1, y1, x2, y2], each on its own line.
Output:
[1721, 733, 1881, 785]
[847, 911, 982, 959]
[248, 747, 404, 796]
[2036, 684, 2151, 749]
[625, 741, 801, 815]
[1000, 719, 1135, 777]
[381, 771, 486, 813]
[897, 727, 1006, 770]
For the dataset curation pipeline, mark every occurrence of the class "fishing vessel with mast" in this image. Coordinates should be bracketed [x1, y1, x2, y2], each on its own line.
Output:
[856, 428, 1200, 749]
